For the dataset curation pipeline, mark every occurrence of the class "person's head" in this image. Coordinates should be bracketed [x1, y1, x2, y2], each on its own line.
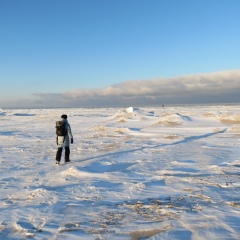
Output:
[61, 114, 67, 119]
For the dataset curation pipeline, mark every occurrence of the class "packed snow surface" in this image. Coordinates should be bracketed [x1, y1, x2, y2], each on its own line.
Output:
[0, 105, 240, 239]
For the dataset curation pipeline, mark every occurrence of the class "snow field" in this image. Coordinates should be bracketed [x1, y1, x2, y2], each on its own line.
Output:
[0, 105, 240, 239]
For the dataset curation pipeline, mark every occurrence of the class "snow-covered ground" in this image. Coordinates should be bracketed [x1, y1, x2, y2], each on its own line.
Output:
[0, 105, 240, 240]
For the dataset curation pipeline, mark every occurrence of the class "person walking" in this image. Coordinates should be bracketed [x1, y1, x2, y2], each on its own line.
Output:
[56, 114, 73, 165]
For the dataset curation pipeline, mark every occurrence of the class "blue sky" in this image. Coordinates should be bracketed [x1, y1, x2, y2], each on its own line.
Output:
[1, 0, 240, 108]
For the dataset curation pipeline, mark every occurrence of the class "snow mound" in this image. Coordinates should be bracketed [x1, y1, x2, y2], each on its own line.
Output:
[157, 113, 182, 126]
[219, 114, 240, 124]
[60, 166, 108, 179]
[5, 188, 56, 206]
[0, 109, 6, 116]
[111, 107, 155, 120]
[156, 112, 195, 126]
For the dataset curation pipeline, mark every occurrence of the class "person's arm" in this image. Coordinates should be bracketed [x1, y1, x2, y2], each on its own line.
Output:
[67, 123, 73, 143]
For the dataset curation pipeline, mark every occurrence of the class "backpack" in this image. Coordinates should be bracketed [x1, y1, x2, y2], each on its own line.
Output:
[56, 121, 67, 136]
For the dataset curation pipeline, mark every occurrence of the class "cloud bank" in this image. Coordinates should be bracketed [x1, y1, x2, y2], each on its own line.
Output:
[2, 70, 240, 108]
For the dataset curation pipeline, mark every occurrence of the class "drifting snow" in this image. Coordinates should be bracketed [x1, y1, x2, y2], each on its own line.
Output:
[0, 105, 240, 239]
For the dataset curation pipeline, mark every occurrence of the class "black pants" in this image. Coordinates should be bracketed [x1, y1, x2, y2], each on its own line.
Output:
[56, 146, 70, 162]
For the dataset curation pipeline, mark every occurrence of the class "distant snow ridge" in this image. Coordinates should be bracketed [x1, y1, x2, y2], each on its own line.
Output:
[204, 112, 240, 124]
[111, 107, 155, 120]
[219, 113, 240, 124]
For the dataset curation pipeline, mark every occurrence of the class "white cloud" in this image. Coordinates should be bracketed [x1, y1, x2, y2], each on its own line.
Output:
[2, 70, 240, 108]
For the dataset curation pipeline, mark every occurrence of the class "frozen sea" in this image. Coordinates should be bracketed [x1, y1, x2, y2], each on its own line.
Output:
[0, 105, 240, 239]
